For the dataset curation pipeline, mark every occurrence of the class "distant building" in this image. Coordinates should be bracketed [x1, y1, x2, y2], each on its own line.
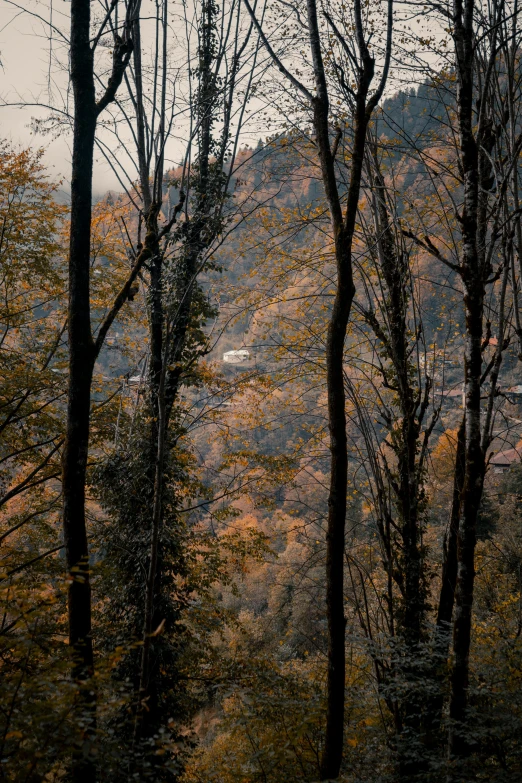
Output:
[223, 349, 250, 364]
[440, 385, 465, 407]
[490, 447, 522, 473]
[127, 375, 146, 386]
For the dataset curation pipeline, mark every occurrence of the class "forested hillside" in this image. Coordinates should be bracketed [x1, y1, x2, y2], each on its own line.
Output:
[2, 1, 522, 782]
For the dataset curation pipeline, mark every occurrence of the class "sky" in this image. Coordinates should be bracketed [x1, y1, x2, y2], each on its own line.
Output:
[0, 0, 267, 199]
[0, 1, 122, 197]
[0, 0, 444, 200]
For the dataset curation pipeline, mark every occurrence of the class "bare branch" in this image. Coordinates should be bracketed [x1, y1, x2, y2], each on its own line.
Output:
[240, 0, 314, 102]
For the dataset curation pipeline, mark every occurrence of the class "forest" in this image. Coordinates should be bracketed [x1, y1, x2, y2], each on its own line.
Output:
[1, 0, 522, 780]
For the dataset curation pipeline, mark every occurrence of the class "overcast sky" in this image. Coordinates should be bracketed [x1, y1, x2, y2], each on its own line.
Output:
[0, 1, 121, 197]
[0, 0, 263, 199]
[1, 0, 443, 201]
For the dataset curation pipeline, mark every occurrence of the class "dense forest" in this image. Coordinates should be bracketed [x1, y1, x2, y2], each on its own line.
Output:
[2, 0, 522, 780]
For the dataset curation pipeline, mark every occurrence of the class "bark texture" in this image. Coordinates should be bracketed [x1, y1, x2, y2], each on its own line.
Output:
[311, 1, 393, 774]
[64, 4, 134, 778]
[448, 0, 489, 765]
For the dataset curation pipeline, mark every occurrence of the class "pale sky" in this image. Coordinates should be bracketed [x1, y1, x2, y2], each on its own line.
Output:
[0, 0, 445, 200]
[0, 0, 266, 198]
[1, 1, 129, 196]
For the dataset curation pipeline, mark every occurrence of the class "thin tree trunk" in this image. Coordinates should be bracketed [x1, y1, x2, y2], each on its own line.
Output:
[64, 5, 99, 778]
[422, 415, 466, 751]
[309, 0, 392, 775]
[222, 0, 393, 774]
[64, 3, 134, 778]
[448, 0, 485, 764]
[365, 153, 438, 778]
[438, 416, 466, 636]
[134, 0, 216, 741]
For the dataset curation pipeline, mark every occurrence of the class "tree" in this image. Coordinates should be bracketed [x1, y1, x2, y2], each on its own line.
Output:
[86, 0, 264, 773]
[64, 2, 143, 778]
[402, 0, 521, 769]
[0, 144, 67, 532]
[239, 1, 393, 776]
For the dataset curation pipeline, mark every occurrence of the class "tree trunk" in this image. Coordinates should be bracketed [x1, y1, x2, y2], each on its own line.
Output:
[64, 4, 98, 779]
[230, 1, 393, 775]
[306, 1, 391, 775]
[438, 417, 466, 636]
[366, 155, 436, 779]
[421, 415, 466, 754]
[134, 0, 216, 741]
[448, 0, 485, 765]
[64, 3, 134, 777]
[317, 64, 376, 783]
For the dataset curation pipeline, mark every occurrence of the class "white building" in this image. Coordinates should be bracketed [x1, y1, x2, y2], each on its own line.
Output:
[223, 349, 250, 364]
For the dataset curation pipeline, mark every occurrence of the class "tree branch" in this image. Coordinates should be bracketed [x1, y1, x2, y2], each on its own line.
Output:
[240, 0, 314, 102]
[402, 228, 461, 272]
[1, 545, 64, 583]
[0, 441, 63, 509]
[94, 191, 185, 358]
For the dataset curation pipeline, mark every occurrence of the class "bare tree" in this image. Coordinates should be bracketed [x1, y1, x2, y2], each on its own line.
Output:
[240, 0, 393, 776]
[388, 0, 520, 769]
[64, 2, 146, 778]
[436, 0, 518, 767]
[88, 0, 264, 764]
[344, 143, 440, 778]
